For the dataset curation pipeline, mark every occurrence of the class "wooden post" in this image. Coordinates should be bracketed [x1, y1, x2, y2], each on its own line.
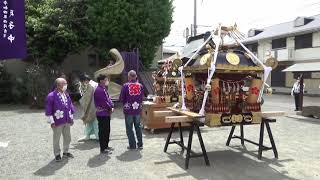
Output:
[299, 73, 304, 111]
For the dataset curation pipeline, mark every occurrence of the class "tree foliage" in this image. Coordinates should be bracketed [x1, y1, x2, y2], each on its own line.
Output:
[86, 0, 173, 67]
[25, 0, 173, 67]
[26, 0, 88, 65]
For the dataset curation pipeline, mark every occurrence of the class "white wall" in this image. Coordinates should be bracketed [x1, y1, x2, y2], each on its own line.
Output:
[294, 47, 320, 61]
[312, 31, 320, 47]
[257, 40, 271, 63]
[257, 32, 320, 62]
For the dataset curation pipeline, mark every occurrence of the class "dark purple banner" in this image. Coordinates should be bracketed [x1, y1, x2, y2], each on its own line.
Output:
[121, 51, 139, 73]
[0, 0, 27, 60]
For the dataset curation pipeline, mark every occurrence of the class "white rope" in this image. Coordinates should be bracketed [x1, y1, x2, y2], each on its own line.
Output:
[229, 31, 272, 102]
[183, 30, 216, 68]
[179, 66, 187, 110]
[199, 24, 222, 116]
[179, 29, 217, 110]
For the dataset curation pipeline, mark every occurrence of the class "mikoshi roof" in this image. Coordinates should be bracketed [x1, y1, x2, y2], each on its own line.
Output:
[180, 33, 264, 73]
[183, 51, 264, 73]
[283, 62, 320, 72]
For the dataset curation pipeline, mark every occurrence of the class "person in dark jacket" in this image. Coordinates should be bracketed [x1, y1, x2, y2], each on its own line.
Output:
[119, 70, 144, 150]
[94, 74, 114, 154]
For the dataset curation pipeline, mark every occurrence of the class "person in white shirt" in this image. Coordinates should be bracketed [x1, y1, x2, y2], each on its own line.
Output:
[291, 77, 305, 111]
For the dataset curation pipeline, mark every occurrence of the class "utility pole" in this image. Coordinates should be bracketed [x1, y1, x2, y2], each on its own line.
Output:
[193, 0, 197, 36]
[185, 27, 190, 43]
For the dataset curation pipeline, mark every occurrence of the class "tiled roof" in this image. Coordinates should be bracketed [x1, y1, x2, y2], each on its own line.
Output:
[163, 48, 177, 54]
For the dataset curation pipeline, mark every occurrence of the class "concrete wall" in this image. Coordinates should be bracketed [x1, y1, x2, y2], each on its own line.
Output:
[257, 31, 320, 61]
[4, 46, 162, 79]
[61, 49, 98, 77]
[286, 71, 320, 94]
[3, 59, 27, 77]
[257, 39, 271, 63]
[294, 47, 320, 61]
[3, 49, 99, 79]
[150, 46, 163, 70]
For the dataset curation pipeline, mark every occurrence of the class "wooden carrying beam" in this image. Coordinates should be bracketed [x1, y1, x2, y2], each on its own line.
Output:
[165, 116, 193, 123]
[153, 110, 176, 117]
[259, 111, 285, 118]
[167, 107, 205, 118]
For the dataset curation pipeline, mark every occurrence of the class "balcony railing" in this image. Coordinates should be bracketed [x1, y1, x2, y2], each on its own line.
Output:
[271, 48, 295, 61]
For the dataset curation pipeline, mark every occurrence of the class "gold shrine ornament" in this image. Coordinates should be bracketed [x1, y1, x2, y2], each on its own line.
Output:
[265, 57, 278, 69]
[172, 58, 182, 70]
[226, 52, 240, 65]
[200, 53, 212, 66]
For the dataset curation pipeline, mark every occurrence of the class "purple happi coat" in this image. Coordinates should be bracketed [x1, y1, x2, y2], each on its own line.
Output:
[45, 90, 75, 126]
[94, 84, 114, 117]
[119, 80, 144, 115]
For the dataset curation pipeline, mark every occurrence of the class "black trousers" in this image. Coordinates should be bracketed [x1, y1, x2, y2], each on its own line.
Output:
[97, 116, 111, 152]
[294, 93, 300, 110]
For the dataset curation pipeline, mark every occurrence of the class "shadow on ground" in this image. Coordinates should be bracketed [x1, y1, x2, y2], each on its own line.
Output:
[155, 150, 298, 180]
[71, 140, 100, 151]
[143, 126, 231, 143]
[116, 150, 142, 162]
[87, 154, 110, 168]
[230, 145, 294, 167]
[33, 159, 69, 177]
[290, 118, 320, 125]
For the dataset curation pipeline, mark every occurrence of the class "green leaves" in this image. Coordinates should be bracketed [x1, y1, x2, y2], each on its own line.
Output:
[26, 0, 88, 65]
[86, 0, 173, 67]
[26, 0, 173, 67]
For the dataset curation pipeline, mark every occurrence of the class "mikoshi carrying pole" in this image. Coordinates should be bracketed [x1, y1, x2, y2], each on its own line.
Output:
[198, 24, 222, 116]
[229, 31, 272, 102]
[179, 29, 217, 110]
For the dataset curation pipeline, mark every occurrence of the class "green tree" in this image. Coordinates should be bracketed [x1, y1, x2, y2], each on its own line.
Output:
[86, 0, 173, 67]
[24, 0, 88, 107]
[26, 0, 88, 65]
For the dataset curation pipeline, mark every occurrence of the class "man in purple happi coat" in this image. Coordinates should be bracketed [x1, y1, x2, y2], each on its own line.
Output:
[94, 74, 114, 154]
[45, 78, 75, 162]
[119, 70, 144, 150]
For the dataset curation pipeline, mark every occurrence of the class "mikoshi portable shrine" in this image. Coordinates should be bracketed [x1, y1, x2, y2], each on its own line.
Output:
[151, 24, 285, 169]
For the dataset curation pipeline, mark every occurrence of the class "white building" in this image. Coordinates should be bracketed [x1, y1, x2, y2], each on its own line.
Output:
[243, 14, 320, 95]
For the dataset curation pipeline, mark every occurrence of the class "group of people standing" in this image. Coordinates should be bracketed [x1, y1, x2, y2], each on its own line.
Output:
[45, 70, 144, 162]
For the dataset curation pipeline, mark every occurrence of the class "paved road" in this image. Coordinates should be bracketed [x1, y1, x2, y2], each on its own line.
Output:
[0, 94, 319, 180]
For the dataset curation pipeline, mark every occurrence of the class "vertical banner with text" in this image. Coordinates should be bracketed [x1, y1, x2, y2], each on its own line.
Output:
[0, 0, 27, 60]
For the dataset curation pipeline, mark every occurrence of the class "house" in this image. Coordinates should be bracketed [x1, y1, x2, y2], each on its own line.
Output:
[242, 14, 320, 95]
[150, 46, 178, 69]
[163, 47, 177, 59]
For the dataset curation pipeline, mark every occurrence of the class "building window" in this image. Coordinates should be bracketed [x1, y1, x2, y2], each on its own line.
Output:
[246, 43, 258, 52]
[272, 38, 286, 49]
[295, 33, 313, 49]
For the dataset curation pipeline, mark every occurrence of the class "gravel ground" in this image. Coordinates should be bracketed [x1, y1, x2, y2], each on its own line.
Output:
[0, 94, 320, 180]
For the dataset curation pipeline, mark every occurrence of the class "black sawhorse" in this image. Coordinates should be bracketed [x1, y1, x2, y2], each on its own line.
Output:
[226, 117, 278, 160]
[164, 121, 210, 169]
